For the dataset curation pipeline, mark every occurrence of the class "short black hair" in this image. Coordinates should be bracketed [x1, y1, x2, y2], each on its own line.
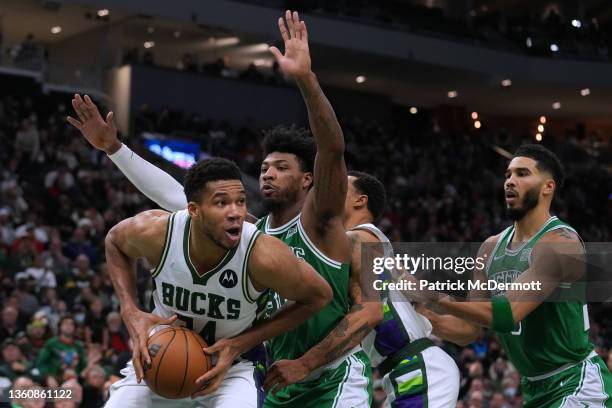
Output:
[262, 125, 316, 173]
[58, 314, 75, 328]
[184, 158, 243, 203]
[513, 144, 565, 188]
[348, 171, 387, 222]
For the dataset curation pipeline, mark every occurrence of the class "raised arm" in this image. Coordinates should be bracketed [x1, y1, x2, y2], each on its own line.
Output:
[263, 229, 383, 391]
[68, 94, 187, 211]
[192, 233, 332, 397]
[270, 11, 347, 225]
[104, 210, 177, 382]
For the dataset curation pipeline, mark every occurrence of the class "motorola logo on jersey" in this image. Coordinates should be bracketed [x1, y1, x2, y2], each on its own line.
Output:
[219, 269, 238, 288]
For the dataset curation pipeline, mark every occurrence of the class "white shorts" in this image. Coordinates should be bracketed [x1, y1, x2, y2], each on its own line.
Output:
[106, 360, 264, 408]
[381, 345, 460, 408]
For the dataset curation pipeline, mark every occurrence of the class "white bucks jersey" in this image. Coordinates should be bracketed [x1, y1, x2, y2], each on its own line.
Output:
[150, 210, 263, 345]
[354, 223, 433, 367]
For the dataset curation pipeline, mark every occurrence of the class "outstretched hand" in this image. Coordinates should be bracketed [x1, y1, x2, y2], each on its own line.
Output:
[269, 10, 312, 79]
[67, 94, 121, 155]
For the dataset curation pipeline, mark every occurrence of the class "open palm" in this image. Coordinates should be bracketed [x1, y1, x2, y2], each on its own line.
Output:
[269, 10, 312, 79]
[67, 94, 120, 154]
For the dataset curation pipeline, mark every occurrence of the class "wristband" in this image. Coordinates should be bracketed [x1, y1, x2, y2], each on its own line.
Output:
[491, 295, 515, 333]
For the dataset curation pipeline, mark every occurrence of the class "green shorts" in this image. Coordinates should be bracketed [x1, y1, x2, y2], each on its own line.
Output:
[263, 351, 372, 408]
[521, 355, 612, 408]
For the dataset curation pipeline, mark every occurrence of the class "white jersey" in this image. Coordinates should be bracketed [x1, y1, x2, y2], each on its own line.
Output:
[353, 223, 432, 367]
[150, 210, 263, 345]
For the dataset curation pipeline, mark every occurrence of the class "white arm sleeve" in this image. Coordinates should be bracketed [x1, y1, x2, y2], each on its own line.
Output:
[107, 144, 187, 212]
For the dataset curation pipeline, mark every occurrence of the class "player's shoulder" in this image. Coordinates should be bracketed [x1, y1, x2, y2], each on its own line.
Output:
[540, 226, 581, 243]
[478, 231, 504, 257]
[109, 209, 172, 246]
[131, 209, 172, 235]
[347, 227, 380, 243]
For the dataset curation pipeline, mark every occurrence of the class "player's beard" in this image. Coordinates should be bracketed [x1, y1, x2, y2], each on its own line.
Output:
[262, 185, 301, 214]
[505, 186, 540, 221]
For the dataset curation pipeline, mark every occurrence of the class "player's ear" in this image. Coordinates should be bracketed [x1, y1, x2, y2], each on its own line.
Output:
[355, 194, 368, 210]
[302, 171, 313, 190]
[542, 179, 555, 196]
[187, 202, 200, 218]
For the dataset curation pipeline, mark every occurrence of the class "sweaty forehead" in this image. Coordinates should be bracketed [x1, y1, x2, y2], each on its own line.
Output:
[205, 180, 244, 195]
[263, 152, 299, 166]
[507, 156, 538, 172]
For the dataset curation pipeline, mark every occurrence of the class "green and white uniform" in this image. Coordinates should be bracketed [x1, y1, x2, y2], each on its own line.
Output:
[107, 211, 267, 408]
[487, 216, 612, 408]
[256, 214, 372, 408]
[355, 223, 459, 408]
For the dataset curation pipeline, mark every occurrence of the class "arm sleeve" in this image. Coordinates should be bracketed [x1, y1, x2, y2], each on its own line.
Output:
[107, 144, 187, 212]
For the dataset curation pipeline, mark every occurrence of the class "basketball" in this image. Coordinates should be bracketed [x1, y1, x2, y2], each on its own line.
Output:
[143, 326, 212, 399]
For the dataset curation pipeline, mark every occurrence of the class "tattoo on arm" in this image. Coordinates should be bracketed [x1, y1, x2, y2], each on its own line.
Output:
[553, 229, 579, 241]
[324, 323, 370, 361]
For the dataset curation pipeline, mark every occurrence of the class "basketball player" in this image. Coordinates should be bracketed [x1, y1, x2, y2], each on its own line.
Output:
[69, 10, 371, 407]
[421, 145, 612, 407]
[102, 157, 333, 407]
[264, 171, 459, 407]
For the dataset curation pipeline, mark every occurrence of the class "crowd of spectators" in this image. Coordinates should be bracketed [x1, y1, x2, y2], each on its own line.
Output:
[239, 0, 612, 61]
[0, 73, 611, 407]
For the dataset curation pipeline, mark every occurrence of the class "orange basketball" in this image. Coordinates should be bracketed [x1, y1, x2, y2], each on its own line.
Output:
[143, 326, 212, 399]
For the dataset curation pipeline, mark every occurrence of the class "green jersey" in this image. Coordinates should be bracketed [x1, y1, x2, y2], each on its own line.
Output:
[256, 213, 351, 361]
[487, 216, 593, 378]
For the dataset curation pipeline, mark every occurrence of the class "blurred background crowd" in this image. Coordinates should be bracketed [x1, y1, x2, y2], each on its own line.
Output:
[1, 0, 612, 407]
[0, 74, 611, 407]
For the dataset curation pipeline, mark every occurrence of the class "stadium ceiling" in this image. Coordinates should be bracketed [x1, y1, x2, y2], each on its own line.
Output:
[1, 0, 611, 119]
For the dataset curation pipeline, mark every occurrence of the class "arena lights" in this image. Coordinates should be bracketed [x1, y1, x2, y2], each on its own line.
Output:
[144, 41, 155, 49]
[535, 133, 543, 141]
[571, 19, 582, 28]
[552, 102, 561, 110]
[471, 112, 478, 120]
[538, 124, 545, 133]
[409, 107, 418, 114]
[355, 75, 366, 84]
[97, 9, 110, 17]
[526, 37, 533, 48]
[474, 120, 482, 129]
[447, 90, 458, 98]
[174, 31, 181, 38]
[550, 43, 559, 52]
[539, 115, 547, 124]
[214, 37, 241, 47]
[580, 88, 591, 96]
[50, 26, 62, 34]
[501, 79, 512, 87]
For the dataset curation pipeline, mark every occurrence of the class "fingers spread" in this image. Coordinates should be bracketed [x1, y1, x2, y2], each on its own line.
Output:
[66, 116, 82, 130]
[292, 11, 301, 40]
[285, 10, 295, 39]
[278, 17, 289, 42]
[301, 21, 308, 41]
[160, 314, 177, 326]
[269, 46, 283, 61]
[139, 337, 151, 368]
[83, 95, 100, 119]
[132, 348, 144, 383]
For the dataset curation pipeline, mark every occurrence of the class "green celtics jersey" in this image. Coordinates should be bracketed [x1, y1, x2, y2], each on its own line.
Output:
[255, 213, 351, 361]
[487, 216, 593, 378]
